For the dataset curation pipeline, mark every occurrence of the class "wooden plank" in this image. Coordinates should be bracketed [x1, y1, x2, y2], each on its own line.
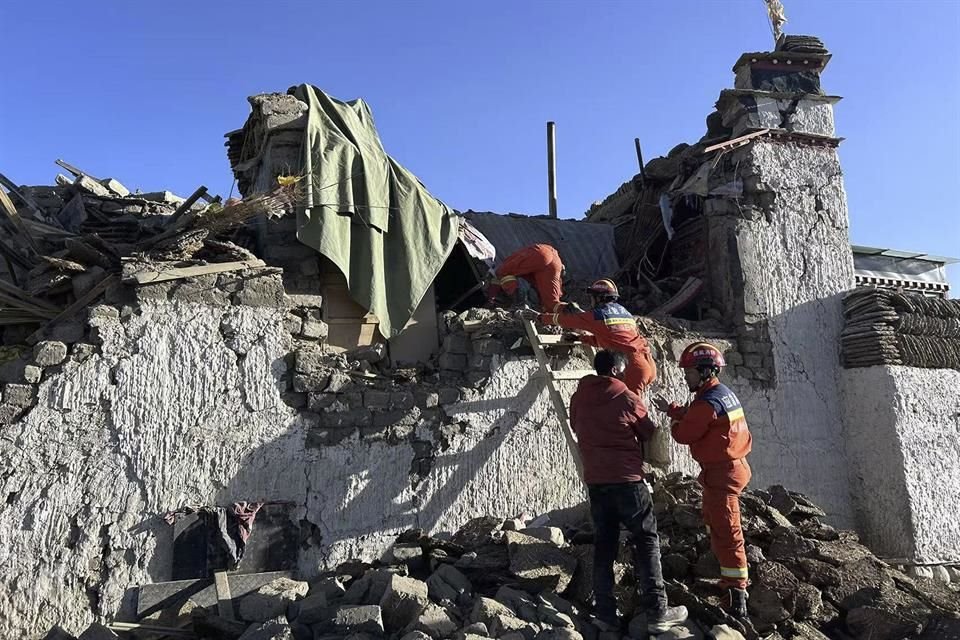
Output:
[703, 128, 770, 154]
[108, 621, 196, 637]
[27, 274, 118, 344]
[522, 319, 584, 481]
[214, 571, 235, 620]
[0, 279, 62, 312]
[55, 158, 95, 179]
[0, 172, 46, 222]
[127, 259, 265, 285]
[170, 186, 209, 222]
[0, 183, 40, 253]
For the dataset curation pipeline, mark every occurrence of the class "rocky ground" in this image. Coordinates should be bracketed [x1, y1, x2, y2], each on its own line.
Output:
[74, 474, 959, 640]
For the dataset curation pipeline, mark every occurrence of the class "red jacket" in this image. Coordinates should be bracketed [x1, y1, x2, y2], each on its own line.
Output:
[569, 374, 656, 485]
[540, 301, 657, 391]
[487, 244, 567, 312]
[668, 379, 752, 466]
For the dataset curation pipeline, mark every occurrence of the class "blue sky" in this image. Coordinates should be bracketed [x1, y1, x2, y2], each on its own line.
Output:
[2, 0, 958, 289]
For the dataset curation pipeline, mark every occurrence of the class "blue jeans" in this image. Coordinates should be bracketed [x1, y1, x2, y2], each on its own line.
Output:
[588, 481, 667, 619]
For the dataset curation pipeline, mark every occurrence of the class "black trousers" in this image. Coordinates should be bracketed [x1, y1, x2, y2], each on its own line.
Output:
[588, 481, 667, 618]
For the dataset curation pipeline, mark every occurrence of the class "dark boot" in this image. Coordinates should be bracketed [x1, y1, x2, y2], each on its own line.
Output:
[728, 588, 749, 619]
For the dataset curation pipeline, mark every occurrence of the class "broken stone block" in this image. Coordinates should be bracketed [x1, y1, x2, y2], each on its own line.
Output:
[236, 275, 286, 307]
[401, 632, 433, 640]
[488, 613, 534, 639]
[520, 527, 565, 547]
[364, 390, 392, 409]
[238, 577, 309, 622]
[285, 313, 303, 336]
[99, 178, 130, 197]
[652, 620, 702, 639]
[661, 553, 690, 579]
[439, 352, 468, 371]
[346, 343, 386, 364]
[22, 365, 41, 384]
[33, 341, 68, 366]
[794, 583, 823, 620]
[77, 623, 119, 639]
[0, 403, 26, 425]
[331, 605, 384, 635]
[535, 630, 583, 640]
[379, 574, 430, 631]
[709, 625, 746, 640]
[471, 597, 516, 626]
[237, 618, 295, 640]
[458, 622, 490, 637]
[443, 334, 470, 354]
[505, 531, 577, 593]
[693, 551, 720, 579]
[747, 585, 789, 624]
[288, 591, 327, 625]
[392, 542, 425, 564]
[403, 603, 459, 639]
[50, 321, 85, 343]
[342, 570, 394, 606]
[300, 311, 328, 340]
[3, 383, 35, 408]
[495, 586, 538, 622]
[437, 387, 461, 405]
[426, 563, 472, 605]
[74, 174, 111, 198]
[453, 516, 503, 548]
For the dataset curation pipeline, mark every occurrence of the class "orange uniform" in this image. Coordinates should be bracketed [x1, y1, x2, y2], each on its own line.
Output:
[668, 378, 753, 589]
[487, 244, 567, 312]
[540, 301, 657, 393]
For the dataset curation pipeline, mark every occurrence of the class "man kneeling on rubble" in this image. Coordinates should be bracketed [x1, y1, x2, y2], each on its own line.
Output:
[570, 350, 688, 633]
[653, 342, 753, 619]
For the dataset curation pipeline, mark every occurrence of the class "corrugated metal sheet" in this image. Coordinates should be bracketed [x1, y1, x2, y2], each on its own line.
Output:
[460, 211, 619, 281]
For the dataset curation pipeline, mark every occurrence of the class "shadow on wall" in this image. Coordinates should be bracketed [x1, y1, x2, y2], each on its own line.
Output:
[202, 359, 582, 579]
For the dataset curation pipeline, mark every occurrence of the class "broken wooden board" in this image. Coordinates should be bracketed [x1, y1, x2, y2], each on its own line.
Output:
[0, 182, 40, 253]
[26, 274, 117, 344]
[126, 259, 265, 285]
[137, 571, 293, 619]
[214, 571, 235, 620]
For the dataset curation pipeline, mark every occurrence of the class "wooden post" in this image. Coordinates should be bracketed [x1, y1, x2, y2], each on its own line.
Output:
[635, 137, 647, 182]
[547, 122, 557, 218]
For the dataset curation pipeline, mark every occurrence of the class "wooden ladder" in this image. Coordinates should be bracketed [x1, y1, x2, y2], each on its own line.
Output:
[521, 319, 597, 480]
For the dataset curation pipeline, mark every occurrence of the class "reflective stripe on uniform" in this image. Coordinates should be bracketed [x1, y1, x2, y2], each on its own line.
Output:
[720, 566, 749, 579]
[603, 317, 636, 326]
[727, 408, 745, 422]
[499, 275, 517, 284]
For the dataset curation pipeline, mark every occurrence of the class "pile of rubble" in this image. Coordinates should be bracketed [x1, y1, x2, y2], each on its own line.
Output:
[0, 163, 299, 345]
[72, 475, 959, 640]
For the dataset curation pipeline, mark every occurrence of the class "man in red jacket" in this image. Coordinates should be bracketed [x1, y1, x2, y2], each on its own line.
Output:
[653, 342, 753, 619]
[539, 279, 657, 393]
[570, 350, 688, 634]
[486, 244, 572, 313]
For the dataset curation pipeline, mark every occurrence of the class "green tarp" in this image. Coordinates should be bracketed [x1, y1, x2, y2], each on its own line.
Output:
[292, 84, 460, 337]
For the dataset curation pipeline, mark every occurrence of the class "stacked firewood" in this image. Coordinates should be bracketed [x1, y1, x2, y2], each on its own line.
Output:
[841, 288, 960, 369]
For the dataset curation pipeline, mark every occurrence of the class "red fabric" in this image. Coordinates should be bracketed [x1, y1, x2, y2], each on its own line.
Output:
[494, 244, 566, 312]
[701, 459, 752, 588]
[668, 379, 752, 466]
[569, 375, 656, 485]
[541, 309, 657, 392]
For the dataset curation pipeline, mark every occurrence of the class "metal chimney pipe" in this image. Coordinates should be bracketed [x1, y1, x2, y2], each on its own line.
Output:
[547, 121, 558, 218]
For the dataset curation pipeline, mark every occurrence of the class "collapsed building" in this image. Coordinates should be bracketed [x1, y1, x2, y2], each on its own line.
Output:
[0, 34, 958, 640]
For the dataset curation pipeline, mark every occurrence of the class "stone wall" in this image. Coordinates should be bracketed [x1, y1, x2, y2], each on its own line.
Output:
[0, 277, 589, 638]
[842, 365, 960, 564]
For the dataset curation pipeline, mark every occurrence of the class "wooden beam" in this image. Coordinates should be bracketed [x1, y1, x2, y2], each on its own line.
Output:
[27, 274, 117, 344]
[0, 184, 40, 253]
[126, 259, 265, 285]
[55, 158, 96, 180]
[214, 571, 235, 620]
[170, 186, 209, 222]
[0, 279, 62, 312]
[107, 621, 196, 637]
[0, 172, 46, 222]
[703, 129, 770, 154]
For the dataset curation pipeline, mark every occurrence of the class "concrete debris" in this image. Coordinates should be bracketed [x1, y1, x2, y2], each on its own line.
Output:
[65, 474, 957, 640]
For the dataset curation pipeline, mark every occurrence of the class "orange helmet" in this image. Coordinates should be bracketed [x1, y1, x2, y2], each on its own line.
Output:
[679, 342, 726, 369]
[587, 278, 619, 298]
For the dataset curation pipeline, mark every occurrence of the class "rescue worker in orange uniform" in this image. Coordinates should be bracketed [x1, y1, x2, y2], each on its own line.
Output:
[486, 244, 572, 313]
[652, 342, 752, 619]
[535, 279, 657, 394]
